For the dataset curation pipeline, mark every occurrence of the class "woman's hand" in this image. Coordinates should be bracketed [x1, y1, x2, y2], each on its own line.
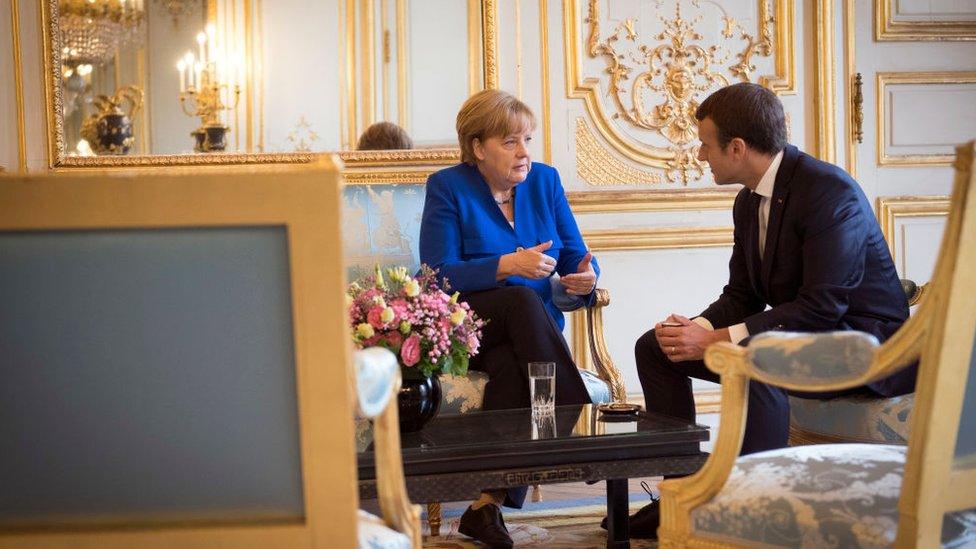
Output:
[497, 241, 557, 280]
[559, 253, 597, 295]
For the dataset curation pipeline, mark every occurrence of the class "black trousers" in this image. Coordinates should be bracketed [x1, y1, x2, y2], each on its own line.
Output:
[635, 329, 869, 455]
[462, 286, 591, 507]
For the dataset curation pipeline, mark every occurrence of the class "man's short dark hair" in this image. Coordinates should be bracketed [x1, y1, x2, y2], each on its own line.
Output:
[695, 83, 787, 155]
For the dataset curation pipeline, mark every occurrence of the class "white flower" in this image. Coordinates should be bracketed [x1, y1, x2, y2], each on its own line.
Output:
[387, 266, 410, 283]
[450, 309, 467, 326]
[404, 279, 420, 297]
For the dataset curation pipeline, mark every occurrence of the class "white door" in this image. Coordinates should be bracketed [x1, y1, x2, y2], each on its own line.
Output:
[842, 0, 976, 286]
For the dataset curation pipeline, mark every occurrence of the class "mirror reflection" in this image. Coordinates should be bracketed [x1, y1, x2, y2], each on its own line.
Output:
[55, 0, 482, 158]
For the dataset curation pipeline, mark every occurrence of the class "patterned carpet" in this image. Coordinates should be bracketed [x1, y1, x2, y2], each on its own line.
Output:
[420, 496, 658, 548]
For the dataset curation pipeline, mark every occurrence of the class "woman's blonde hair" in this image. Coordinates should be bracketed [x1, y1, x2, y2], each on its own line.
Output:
[456, 90, 536, 165]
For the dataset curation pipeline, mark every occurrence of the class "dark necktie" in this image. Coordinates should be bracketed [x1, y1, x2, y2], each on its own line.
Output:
[749, 191, 763, 268]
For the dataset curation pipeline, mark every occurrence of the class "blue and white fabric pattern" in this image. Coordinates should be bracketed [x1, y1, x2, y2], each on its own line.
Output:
[690, 444, 976, 548]
[789, 393, 914, 444]
[358, 510, 411, 549]
[748, 331, 879, 385]
[354, 347, 400, 419]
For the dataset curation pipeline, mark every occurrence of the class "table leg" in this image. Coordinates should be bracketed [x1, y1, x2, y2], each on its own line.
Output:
[606, 478, 630, 548]
[427, 502, 441, 537]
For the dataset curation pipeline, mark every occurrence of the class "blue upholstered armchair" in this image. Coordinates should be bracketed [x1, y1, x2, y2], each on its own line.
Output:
[787, 279, 926, 446]
[656, 141, 976, 548]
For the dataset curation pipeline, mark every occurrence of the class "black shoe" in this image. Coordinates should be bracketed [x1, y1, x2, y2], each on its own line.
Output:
[458, 503, 514, 548]
[600, 481, 661, 540]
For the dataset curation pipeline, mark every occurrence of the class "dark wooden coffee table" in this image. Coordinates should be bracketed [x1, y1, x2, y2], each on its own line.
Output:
[359, 404, 709, 548]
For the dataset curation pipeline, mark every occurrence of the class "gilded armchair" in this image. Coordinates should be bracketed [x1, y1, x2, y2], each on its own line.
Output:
[786, 279, 927, 446]
[657, 141, 976, 548]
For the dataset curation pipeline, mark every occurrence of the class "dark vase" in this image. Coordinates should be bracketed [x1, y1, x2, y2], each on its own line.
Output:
[397, 373, 441, 433]
[95, 112, 134, 155]
[191, 125, 230, 152]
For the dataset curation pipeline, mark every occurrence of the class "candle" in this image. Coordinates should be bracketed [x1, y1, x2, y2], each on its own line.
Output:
[185, 52, 195, 88]
[206, 24, 216, 66]
[194, 62, 203, 90]
[197, 32, 207, 66]
[177, 59, 186, 92]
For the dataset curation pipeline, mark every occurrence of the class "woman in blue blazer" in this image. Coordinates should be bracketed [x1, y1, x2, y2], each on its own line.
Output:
[419, 90, 599, 547]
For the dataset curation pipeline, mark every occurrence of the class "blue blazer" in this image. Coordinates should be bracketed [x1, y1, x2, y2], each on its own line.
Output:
[699, 144, 912, 396]
[419, 162, 599, 329]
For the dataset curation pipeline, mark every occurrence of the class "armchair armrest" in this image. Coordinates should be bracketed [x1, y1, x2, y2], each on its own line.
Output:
[354, 347, 399, 419]
[745, 331, 879, 388]
[569, 288, 627, 402]
[353, 348, 422, 548]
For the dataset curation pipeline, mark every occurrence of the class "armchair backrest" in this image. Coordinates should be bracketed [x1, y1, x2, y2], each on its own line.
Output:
[897, 141, 976, 545]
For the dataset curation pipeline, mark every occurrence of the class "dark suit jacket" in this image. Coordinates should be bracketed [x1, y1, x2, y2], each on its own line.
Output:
[699, 144, 914, 396]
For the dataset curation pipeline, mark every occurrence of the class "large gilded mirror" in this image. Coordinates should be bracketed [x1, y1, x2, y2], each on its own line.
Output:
[42, 0, 497, 168]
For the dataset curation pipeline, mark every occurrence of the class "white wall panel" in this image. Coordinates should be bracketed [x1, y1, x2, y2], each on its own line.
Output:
[590, 245, 732, 396]
[885, 83, 976, 157]
[896, 217, 947, 283]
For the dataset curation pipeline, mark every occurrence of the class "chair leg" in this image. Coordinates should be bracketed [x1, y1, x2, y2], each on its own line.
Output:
[531, 484, 542, 502]
[427, 502, 442, 537]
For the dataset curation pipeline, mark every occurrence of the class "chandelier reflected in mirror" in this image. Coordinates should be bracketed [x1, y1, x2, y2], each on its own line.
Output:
[154, 0, 200, 26]
[59, 0, 145, 67]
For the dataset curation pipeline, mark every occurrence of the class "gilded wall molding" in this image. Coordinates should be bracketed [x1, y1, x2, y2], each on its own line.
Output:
[583, 227, 733, 251]
[575, 118, 663, 186]
[563, 0, 795, 184]
[814, 0, 836, 163]
[567, 188, 737, 213]
[875, 0, 976, 42]
[876, 195, 950, 265]
[9, 0, 27, 172]
[876, 72, 976, 167]
[539, 0, 552, 163]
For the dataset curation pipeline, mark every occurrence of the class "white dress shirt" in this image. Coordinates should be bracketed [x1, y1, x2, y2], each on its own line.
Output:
[694, 150, 784, 344]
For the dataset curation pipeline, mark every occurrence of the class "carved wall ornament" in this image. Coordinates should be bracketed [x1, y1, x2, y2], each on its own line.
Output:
[286, 116, 320, 153]
[575, 118, 663, 186]
[575, 0, 783, 184]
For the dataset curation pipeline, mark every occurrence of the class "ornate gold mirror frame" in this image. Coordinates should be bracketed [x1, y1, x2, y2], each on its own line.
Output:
[41, 0, 499, 177]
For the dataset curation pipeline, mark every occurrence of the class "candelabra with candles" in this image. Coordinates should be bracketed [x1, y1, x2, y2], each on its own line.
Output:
[176, 25, 241, 152]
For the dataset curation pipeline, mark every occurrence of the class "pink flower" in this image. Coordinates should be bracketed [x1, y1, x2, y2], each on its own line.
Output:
[367, 306, 386, 328]
[401, 334, 422, 367]
[467, 334, 480, 354]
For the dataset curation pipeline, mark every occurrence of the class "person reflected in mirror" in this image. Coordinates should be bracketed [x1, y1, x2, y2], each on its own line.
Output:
[614, 82, 913, 540]
[356, 121, 413, 150]
[420, 89, 598, 548]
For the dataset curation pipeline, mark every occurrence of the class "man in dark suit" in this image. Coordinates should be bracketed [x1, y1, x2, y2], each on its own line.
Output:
[620, 82, 914, 538]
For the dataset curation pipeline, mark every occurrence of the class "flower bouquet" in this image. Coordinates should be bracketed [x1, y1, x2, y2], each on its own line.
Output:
[347, 265, 485, 378]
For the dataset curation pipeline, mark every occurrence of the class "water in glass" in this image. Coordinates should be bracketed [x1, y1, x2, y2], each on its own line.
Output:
[528, 361, 555, 417]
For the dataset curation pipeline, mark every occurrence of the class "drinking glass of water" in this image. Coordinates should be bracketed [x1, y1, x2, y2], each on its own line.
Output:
[528, 362, 555, 417]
